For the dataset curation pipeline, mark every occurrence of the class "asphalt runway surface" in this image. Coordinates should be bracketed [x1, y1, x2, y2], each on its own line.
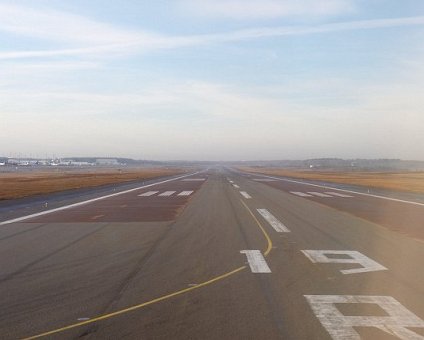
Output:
[0, 168, 423, 339]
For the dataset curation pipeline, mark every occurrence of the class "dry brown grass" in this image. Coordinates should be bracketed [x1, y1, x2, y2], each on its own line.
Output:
[0, 168, 188, 200]
[239, 167, 424, 193]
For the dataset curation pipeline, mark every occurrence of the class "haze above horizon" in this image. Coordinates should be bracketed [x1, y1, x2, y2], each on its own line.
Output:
[1, 0, 423, 161]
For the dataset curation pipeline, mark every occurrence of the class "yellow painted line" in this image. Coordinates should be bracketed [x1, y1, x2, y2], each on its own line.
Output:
[240, 200, 273, 256]
[23, 199, 273, 339]
[23, 266, 245, 339]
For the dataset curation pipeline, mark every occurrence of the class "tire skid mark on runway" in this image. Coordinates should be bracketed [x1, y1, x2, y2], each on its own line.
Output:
[0, 224, 108, 283]
[23, 193, 274, 339]
[0, 223, 49, 242]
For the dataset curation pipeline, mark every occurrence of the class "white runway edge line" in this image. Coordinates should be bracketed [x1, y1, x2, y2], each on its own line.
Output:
[240, 250, 271, 273]
[177, 191, 194, 196]
[305, 295, 424, 339]
[240, 191, 252, 199]
[257, 209, 290, 232]
[248, 173, 424, 207]
[138, 191, 159, 197]
[301, 250, 387, 274]
[0, 171, 202, 226]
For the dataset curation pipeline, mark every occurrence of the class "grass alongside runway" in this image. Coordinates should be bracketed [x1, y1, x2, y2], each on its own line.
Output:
[0, 168, 188, 200]
[239, 167, 424, 193]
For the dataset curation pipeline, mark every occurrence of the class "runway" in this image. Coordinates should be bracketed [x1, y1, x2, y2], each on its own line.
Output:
[0, 168, 423, 339]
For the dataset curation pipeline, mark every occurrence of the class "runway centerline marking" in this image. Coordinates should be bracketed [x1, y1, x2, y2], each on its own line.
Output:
[240, 191, 252, 199]
[138, 191, 159, 197]
[22, 198, 274, 339]
[158, 191, 176, 197]
[240, 250, 271, 273]
[182, 178, 205, 181]
[247, 172, 424, 207]
[177, 191, 194, 196]
[301, 250, 387, 274]
[90, 214, 104, 220]
[257, 209, 290, 232]
[305, 295, 424, 339]
[0, 171, 203, 226]
[232, 184, 240, 188]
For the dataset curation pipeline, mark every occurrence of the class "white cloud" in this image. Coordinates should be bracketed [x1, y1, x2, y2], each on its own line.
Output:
[1, 15, 424, 60]
[180, 0, 356, 20]
[0, 3, 141, 45]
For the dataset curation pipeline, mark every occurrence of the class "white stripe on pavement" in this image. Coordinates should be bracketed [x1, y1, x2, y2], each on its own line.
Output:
[233, 184, 240, 188]
[240, 250, 271, 273]
[240, 191, 252, 199]
[257, 209, 290, 232]
[138, 191, 159, 197]
[324, 192, 353, 198]
[177, 191, 194, 196]
[182, 178, 205, 181]
[0, 171, 203, 226]
[158, 191, 176, 197]
[247, 173, 424, 207]
[308, 192, 333, 197]
[290, 191, 313, 197]
[253, 179, 277, 182]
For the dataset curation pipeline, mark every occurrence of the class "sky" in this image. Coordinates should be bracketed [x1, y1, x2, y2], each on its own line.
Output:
[1, 0, 424, 161]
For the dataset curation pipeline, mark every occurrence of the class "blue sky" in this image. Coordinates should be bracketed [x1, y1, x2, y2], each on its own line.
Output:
[1, 0, 423, 160]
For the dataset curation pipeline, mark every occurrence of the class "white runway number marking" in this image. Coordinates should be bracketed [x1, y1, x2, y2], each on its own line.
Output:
[138, 191, 159, 197]
[301, 250, 387, 274]
[240, 250, 271, 273]
[177, 191, 194, 196]
[305, 295, 424, 340]
[240, 191, 251, 199]
[257, 209, 290, 232]
[158, 191, 176, 197]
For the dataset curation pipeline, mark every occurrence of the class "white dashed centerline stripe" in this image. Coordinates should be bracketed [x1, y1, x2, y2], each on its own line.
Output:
[138, 191, 159, 197]
[182, 178, 205, 181]
[158, 191, 176, 197]
[308, 192, 333, 197]
[232, 184, 239, 188]
[324, 192, 353, 198]
[177, 191, 194, 196]
[290, 191, 313, 197]
[257, 209, 290, 233]
[240, 191, 251, 199]
[240, 250, 271, 273]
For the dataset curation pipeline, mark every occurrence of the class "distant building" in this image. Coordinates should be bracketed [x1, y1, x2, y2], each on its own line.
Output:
[96, 158, 119, 165]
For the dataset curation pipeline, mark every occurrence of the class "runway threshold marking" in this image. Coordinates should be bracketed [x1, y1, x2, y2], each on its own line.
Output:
[248, 173, 424, 207]
[301, 250, 387, 274]
[324, 192, 353, 198]
[177, 191, 194, 196]
[305, 295, 424, 339]
[158, 191, 176, 197]
[307, 192, 333, 197]
[240, 191, 252, 199]
[0, 171, 203, 226]
[138, 191, 159, 197]
[290, 191, 313, 197]
[257, 209, 290, 232]
[240, 250, 271, 273]
[23, 201, 274, 339]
